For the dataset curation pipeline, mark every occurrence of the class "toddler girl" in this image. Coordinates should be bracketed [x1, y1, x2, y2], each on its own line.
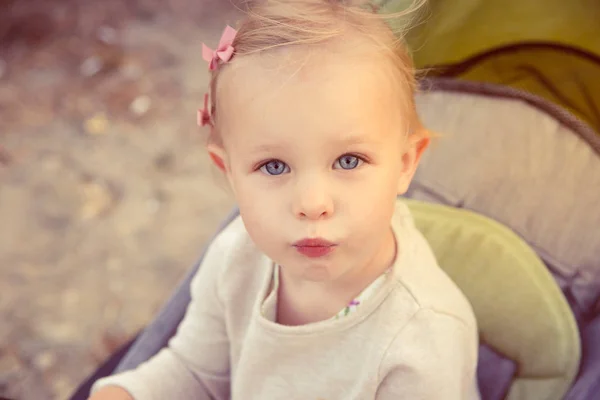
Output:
[90, 0, 480, 398]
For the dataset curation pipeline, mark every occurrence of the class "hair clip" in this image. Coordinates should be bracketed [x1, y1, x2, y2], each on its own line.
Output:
[202, 25, 238, 71]
[198, 93, 211, 127]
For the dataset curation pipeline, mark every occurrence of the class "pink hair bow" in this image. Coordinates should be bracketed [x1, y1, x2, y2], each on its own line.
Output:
[198, 93, 211, 127]
[202, 25, 238, 71]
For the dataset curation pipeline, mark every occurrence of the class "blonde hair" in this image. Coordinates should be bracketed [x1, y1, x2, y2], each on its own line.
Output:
[206, 0, 427, 137]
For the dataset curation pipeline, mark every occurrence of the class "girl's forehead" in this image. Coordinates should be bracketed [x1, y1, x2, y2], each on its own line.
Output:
[217, 48, 406, 139]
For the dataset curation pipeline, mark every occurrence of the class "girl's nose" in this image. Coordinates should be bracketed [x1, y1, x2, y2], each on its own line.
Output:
[292, 177, 334, 220]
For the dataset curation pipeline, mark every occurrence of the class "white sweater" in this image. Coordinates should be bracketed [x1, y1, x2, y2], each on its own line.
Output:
[92, 200, 481, 399]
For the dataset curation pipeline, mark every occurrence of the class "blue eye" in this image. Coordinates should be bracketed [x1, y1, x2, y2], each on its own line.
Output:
[334, 154, 361, 170]
[260, 160, 290, 176]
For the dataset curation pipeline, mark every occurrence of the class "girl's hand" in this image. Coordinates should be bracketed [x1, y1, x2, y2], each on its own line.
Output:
[88, 386, 134, 400]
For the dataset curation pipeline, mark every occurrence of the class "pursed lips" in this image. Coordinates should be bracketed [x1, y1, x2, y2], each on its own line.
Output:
[292, 238, 337, 258]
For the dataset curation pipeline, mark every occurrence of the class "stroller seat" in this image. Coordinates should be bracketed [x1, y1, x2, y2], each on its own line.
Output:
[407, 200, 580, 400]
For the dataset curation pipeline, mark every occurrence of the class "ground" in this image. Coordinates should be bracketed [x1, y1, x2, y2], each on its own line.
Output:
[0, 1, 242, 398]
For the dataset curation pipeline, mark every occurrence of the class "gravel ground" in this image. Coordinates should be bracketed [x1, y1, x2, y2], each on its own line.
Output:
[0, 1, 242, 398]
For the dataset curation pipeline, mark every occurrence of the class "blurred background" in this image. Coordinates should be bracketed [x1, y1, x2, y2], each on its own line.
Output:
[0, 0, 242, 398]
[3, 0, 599, 398]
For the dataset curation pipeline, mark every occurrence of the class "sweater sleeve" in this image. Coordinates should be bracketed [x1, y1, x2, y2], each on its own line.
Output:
[91, 230, 233, 400]
[376, 308, 480, 400]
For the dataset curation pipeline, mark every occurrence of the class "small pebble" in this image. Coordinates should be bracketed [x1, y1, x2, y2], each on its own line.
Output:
[84, 113, 109, 135]
[34, 351, 56, 370]
[97, 26, 118, 44]
[80, 56, 104, 77]
[129, 95, 151, 116]
[154, 152, 175, 171]
[79, 181, 114, 220]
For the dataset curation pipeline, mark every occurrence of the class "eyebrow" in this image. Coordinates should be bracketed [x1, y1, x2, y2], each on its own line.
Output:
[337, 134, 374, 146]
[248, 133, 375, 155]
[249, 143, 286, 154]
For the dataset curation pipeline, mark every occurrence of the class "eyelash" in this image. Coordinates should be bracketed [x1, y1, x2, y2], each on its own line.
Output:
[256, 153, 368, 176]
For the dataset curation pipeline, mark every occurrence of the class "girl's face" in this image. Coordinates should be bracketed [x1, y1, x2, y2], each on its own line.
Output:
[210, 50, 427, 284]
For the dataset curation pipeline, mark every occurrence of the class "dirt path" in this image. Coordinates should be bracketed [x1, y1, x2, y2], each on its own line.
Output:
[0, 1, 241, 398]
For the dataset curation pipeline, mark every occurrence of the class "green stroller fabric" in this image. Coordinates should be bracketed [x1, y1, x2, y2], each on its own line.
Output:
[405, 199, 580, 400]
[380, 0, 600, 133]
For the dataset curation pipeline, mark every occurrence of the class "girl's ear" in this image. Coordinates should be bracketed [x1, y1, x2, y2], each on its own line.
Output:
[397, 129, 430, 195]
[206, 141, 229, 174]
[206, 139, 237, 196]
